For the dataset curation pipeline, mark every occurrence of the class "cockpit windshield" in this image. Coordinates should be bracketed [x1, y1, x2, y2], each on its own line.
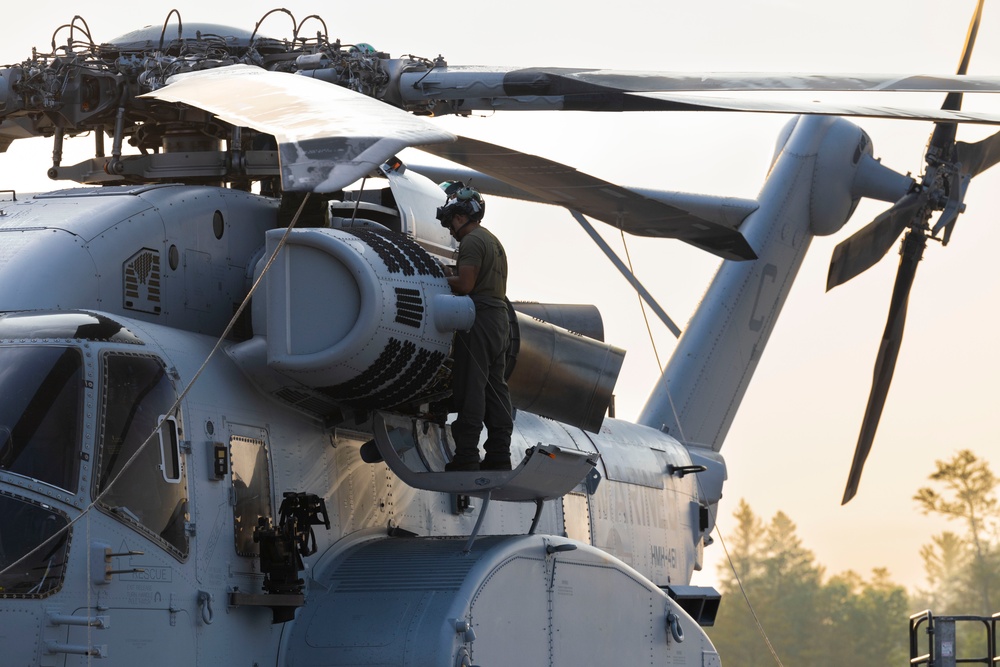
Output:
[0, 493, 70, 598]
[0, 346, 83, 493]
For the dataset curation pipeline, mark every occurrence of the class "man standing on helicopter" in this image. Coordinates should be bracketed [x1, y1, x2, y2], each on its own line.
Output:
[436, 183, 513, 472]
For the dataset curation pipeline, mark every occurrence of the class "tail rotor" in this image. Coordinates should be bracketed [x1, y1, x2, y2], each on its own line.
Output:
[829, 0, 1000, 503]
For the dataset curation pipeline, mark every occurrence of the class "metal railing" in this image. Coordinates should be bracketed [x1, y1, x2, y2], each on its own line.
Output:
[909, 610, 1000, 667]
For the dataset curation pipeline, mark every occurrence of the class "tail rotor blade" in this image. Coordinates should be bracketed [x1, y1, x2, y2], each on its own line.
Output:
[928, 0, 984, 152]
[827, 191, 923, 290]
[955, 0, 986, 77]
[956, 130, 1000, 177]
[842, 229, 928, 504]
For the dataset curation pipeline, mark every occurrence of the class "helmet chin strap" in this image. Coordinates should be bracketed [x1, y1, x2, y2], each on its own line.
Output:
[451, 218, 474, 238]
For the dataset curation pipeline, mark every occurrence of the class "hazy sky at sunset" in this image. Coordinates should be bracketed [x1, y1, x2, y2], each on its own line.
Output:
[3, 0, 998, 594]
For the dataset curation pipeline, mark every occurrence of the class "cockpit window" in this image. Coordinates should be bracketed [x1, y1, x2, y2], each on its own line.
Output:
[0, 346, 83, 493]
[0, 492, 70, 598]
[96, 353, 188, 558]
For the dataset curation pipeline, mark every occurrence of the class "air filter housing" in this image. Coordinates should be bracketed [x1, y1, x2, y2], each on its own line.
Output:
[260, 227, 473, 408]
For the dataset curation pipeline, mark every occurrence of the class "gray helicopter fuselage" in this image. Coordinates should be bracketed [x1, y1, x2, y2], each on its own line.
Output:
[0, 181, 713, 665]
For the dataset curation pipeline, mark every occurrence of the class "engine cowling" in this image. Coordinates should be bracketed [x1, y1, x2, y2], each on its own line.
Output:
[232, 226, 624, 431]
[258, 226, 473, 409]
[508, 311, 624, 433]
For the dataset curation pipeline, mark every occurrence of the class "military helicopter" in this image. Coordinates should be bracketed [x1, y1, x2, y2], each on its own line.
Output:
[1, 2, 999, 665]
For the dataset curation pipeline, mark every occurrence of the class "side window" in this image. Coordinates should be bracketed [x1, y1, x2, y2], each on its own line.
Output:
[97, 353, 188, 558]
[230, 436, 272, 557]
[159, 415, 182, 483]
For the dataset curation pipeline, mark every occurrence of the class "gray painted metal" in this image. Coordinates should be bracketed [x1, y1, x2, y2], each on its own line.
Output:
[257, 226, 465, 383]
[284, 534, 720, 666]
[406, 159, 759, 229]
[508, 310, 626, 432]
[0, 175, 701, 664]
[639, 116, 912, 451]
[0, 184, 276, 335]
[228, 182, 624, 431]
[511, 302, 606, 341]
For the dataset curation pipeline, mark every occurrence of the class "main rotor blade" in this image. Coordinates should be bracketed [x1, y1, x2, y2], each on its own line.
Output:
[400, 67, 1000, 99]
[142, 64, 454, 192]
[418, 135, 757, 261]
[827, 192, 925, 290]
[842, 229, 928, 504]
[957, 130, 1000, 176]
[629, 92, 1000, 125]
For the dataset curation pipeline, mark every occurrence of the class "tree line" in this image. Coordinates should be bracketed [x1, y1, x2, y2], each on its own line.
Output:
[706, 449, 999, 667]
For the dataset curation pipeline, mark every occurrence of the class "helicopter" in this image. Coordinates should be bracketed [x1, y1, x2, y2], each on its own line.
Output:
[1, 2, 1000, 666]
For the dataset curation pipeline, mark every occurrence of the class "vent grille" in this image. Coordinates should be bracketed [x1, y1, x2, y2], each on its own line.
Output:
[319, 337, 445, 409]
[321, 337, 415, 403]
[394, 287, 423, 328]
[123, 248, 162, 314]
[344, 229, 444, 278]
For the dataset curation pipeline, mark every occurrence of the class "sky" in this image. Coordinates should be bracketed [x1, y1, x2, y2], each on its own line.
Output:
[2, 0, 998, 596]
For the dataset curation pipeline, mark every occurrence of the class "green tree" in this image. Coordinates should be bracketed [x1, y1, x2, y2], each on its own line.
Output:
[709, 500, 909, 667]
[756, 511, 825, 666]
[710, 499, 776, 667]
[862, 569, 911, 664]
[729, 498, 765, 583]
[915, 450, 1000, 615]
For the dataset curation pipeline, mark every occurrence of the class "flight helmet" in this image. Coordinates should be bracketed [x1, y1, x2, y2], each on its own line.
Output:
[436, 181, 486, 227]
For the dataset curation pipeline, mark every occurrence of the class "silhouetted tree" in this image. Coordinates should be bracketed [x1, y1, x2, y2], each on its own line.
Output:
[914, 531, 968, 612]
[709, 500, 908, 667]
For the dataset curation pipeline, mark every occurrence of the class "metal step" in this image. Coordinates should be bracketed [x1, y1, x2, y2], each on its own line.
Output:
[371, 411, 599, 503]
